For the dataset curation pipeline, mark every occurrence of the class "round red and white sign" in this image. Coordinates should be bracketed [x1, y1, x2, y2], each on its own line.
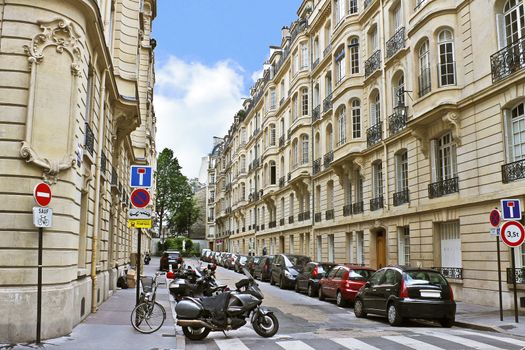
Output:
[489, 209, 501, 227]
[500, 220, 525, 247]
[34, 182, 52, 207]
[130, 188, 150, 208]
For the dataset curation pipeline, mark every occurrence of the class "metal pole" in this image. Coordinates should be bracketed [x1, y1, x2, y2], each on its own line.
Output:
[36, 227, 43, 343]
[136, 228, 141, 306]
[511, 247, 519, 323]
[497, 235, 503, 321]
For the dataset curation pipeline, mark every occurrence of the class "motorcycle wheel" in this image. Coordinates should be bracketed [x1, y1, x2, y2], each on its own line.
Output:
[252, 313, 279, 338]
[182, 326, 210, 340]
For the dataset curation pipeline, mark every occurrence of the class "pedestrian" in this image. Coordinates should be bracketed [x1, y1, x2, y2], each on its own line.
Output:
[262, 246, 267, 256]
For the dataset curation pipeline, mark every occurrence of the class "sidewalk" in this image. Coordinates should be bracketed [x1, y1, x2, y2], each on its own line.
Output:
[455, 301, 525, 337]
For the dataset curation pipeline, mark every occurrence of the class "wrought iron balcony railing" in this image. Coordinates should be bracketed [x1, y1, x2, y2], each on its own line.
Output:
[418, 68, 431, 97]
[364, 0, 374, 9]
[279, 135, 285, 147]
[366, 121, 382, 147]
[269, 221, 277, 229]
[336, 137, 346, 147]
[279, 176, 285, 188]
[288, 215, 294, 224]
[432, 267, 463, 280]
[322, 92, 333, 113]
[323, 43, 332, 58]
[85, 123, 95, 156]
[100, 151, 107, 175]
[287, 172, 291, 181]
[312, 57, 320, 70]
[370, 196, 384, 211]
[386, 27, 405, 59]
[303, 211, 310, 220]
[502, 159, 525, 183]
[353, 201, 364, 214]
[312, 105, 321, 122]
[343, 204, 352, 217]
[428, 177, 459, 199]
[490, 37, 525, 82]
[298, 212, 305, 222]
[393, 188, 409, 206]
[314, 212, 322, 222]
[365, 50, 381, 78]
[111, 166, 117, 187]
[280, 218, 285, 226]
[260, 224, 265, 230]
[388, 106, 407, 136]
[323, 151, 334, 169]
[313, 158, 322, 175]
[507, 267, 525, 284]
[325, 209, 334, 220]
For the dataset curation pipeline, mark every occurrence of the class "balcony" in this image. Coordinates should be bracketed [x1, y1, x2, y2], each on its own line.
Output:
[491, 37, 525, 82]
[433, 267, 463, 280]
[353, 201, 364, 214]
[314, 212, 321, 223]
[393, 188, 409, 206]
[336, 137, 346, 147]
[280, 218, 285, 226]
[364, 0, 374, 8]
[287, 172, 291, 182]
[370, 196, 384, 211]
[323, 151, 334, 169]
[261, 224, 265, 230]
[386, 27, 405, 59]
[298, 212, 305, 222]
[312, 105, 321, 122]
[279, 176, 285, 188]
[502, 159, 525, 183]
[428, 177, 459, 199]
[279, 135, 285, 147]
[85, 123, 95, 156]
[288, 215, 294, 224]
[269, 221, 277, 229]
[322, 92, 333, 113]
[388, 106, 407, 136]
[313, 158, 321, 175]
[100, 151, 107, 175]
[418, 68, 431, 97]
[507, 267, 525, 284]
[312, 57, 320, 70]
[366, 121, 383, 147]
[303, 211, 310, 220]
[323, 43, 332, 58]
[365, 50, 381, 78]
[325, 209, 334, 220]
[343, 204, 352, 217]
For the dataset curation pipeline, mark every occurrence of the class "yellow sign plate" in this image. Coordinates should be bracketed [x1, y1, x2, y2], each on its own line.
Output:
[127, 219, 152, 228]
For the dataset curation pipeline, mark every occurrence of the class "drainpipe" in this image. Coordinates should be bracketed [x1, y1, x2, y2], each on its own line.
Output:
[91, 68, 107, 313]
[379, 0, 389, 211]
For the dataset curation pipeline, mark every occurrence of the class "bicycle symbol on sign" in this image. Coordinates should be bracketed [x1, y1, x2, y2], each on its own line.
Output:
[38, 215, 49, 227]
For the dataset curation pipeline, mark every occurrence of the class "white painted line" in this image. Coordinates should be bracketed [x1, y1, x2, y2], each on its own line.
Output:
[277, 340, 316, 350]
[413, 330, 503, 350]
[215, 338, 250, 350]
[36, 192, 50, 197]
[383, 335, 445, 350]
[332, 337, 381, 350]
[455, 330, 525, 347]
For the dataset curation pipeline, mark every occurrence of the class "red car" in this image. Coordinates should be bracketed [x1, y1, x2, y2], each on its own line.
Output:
[318, 264, 375, 306]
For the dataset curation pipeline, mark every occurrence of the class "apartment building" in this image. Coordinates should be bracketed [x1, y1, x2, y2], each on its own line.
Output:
[208, 0, 525, 309]
[0, 0, 157, 342]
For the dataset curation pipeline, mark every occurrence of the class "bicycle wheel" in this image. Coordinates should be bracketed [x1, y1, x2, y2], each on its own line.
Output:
[130, 301, 166, 334]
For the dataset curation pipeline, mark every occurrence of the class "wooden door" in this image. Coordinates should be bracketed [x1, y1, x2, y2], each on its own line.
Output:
[376, 231, 386, 269]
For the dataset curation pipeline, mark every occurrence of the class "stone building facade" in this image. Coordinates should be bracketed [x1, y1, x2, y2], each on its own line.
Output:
[209, 0, 525, 309]
[0, 0, 157, 342]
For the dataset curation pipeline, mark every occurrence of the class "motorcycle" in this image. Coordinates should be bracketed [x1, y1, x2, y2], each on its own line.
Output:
[169, 264, 227, 302]
[144, 254, 151, 265]
[175, 268, 279, 340]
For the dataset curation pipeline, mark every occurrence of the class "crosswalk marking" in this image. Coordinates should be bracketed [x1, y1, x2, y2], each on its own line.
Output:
[455, 330, 525, 347]
[332, 337, 381, 350]
[276, 340, 316, 350]
[413, 330, 503, 350]
[215, 338, 250, 350]
[382, 335, 446, 350]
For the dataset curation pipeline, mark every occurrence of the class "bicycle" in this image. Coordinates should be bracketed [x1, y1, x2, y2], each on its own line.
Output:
[130, 272, 166, 333]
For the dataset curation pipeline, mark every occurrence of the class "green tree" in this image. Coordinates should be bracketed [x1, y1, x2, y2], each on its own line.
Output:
[170, 197, 200, 236]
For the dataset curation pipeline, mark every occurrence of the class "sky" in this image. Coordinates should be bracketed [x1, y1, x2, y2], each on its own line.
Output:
[152, 0, 302, 180]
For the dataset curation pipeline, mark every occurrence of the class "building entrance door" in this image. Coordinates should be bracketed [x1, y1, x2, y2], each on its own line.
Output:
[279, 236, 285, 254]
[376, 231, 386, 268]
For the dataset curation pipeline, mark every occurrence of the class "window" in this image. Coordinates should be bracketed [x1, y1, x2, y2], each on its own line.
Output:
[85, 66, 95, 123]
[506, 103, 525, 161]
[314, 84, 320, 107]
[370, 27, 379, 52]
[301, 135, 309, 164]
[356, 231, 364, 265]
[270, 89, 277, 109]
[356, 171, 364, 203]
[346, 232, 354, 263]
[335, 46, 346, 83]
[325, 72, 333, 95]
[373, 161, 383, 198]
[270, 124, 276, 146]
[327, 180, 334, 210]
[502, 0, 525, 47]
[393, 74, 405, 107]
[315, 185, 321, 212]
[292, 139, 299, 167]
[280, 81, 285, 100]
[338, 106, 346, 145]
[289, 193, 295, 216]
[313, 37, 320, 61]
[438, 30, 456, 86]
[396, 150, 408, 191]
[290, 235, 295, 254]
[328, 234, 335, 262]
[393, 3, 402, 31]
[370, 92, 381, 125]
[432, 133, 457, 181]
[352, 100, 361, 138]
[440, 221, 462, 268]
[419, 40, 431, 96]
[281, 197, 285, 218]
[270, 161, 276, 185]
[349, 0, 358, 14]
[335, 0, 345, 23]
[349, 38, 360, 74]
[344, 177, 352, 206]
[293, 95, 299, 120]
[326, 124, 334, 152]
[301, 88, 309, 116]
[316, 235, 322, 261]
[398, 226, 410, 265]
[301, 43, 309, 69]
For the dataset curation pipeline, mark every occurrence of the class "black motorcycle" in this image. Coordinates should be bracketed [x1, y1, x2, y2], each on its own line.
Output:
[169, 266, 227, 302]
[144, 254, 151, 265]
[175, 268, 279, 340]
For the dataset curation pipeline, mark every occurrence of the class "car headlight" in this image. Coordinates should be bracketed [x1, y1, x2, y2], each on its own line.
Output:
[284, 271, 292, 278]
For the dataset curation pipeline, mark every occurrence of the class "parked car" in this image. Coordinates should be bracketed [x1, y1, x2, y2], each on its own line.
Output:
[217, 252, 228, 267]
[160, 250, 180, 271]
[254, 256, 274, 281]
[295, 262, 337, 297]
[318, 264, 375, 306]
[224, 253, 237, 269]
[354, 266, 456, 327]
[246, 256, 261, 276]
[201, 249, 211, 262]
[233, 255, 248, 273]
[270, 254, 311, 289]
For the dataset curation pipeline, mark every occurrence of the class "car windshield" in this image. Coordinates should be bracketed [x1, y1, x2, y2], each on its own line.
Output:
[168, 253, 179, 260]
[284, 255, 310, 267]
[253, 257, 261, 263]
[349, 269, 373, 281]
[240, 257, 247, 263]
[404, 271, 448, 286]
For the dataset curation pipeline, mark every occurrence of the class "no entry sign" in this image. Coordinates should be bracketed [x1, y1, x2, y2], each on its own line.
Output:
[33, 183, 52, 207]
[130, 188, 150, 208]
[500, 220, 525, 248]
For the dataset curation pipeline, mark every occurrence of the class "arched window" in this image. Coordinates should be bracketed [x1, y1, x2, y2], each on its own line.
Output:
[418, 40, 431, 96]
[438, 30, 456, 86]
[352, 99, 361, 138]
[370, 91, 381, 125]
[349, 38, 360, 74]
[301, 87, 309, 116]
[503, 0, 525, 46]
[337, 106, 346, 146]
[506, 103, 525, 162]
[301, 134, 309, 164]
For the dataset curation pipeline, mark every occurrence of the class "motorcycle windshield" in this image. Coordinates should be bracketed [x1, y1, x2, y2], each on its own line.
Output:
[242, 267, 254, 280]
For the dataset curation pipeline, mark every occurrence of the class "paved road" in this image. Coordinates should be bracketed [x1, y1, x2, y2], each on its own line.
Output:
[180, 261, 525, 350]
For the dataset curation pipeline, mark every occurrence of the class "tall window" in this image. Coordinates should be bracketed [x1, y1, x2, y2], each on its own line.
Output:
[316, 236, 322, 261]
[315, 185, 321, 212]
[326, 124, 334, 152]
[352, 100, 361, 138]
[338, 106, 346, 145]
[398, 226, 410, 265]
[293, 95, 299, 120]
[290, 235, 295, 254]
[503, 0, 525, 47]
[292, 140, 299, 167]
[270, 161, 276, 185]
[432, 133, 457, 181]
[327, 181, 334, 209]
[440, 221, 462, 268]
[313, 37, 320, 61]
[301, 88, 309, 116]
[301, 135, 309, 164]
[355, 171, 364, 203]
[356, 231, 364, 264]
[370, 92, 381, 125]
[396, 150, 408, 192]
[289, 193, 295, 216]
[335, 46, 346, 83]
[349, 0, 358, 14]
[335, 0, 345, 23]
[280, 81, 285, 100]
[370, 27, 379, 52]
[281, 197, 285, 218]
[393, 74, 405, 107]
[507, 103, 525, 161]
[349, 38, 360, 74]
[373, 161, 383, 198]
[438, 30, 456, 86]
[270, 124, 276, 146]
[293, 50, 299, 75]
[328, 234, 335, 262]
[301, 43, 309, 69]
[419, 40, 431, 96]
[314, 84, 320, 107]
[393, 3, 402, 31]
[270, 89, 277, 109]
[325, 73, 333, 96]
[344, 177, 352, 205]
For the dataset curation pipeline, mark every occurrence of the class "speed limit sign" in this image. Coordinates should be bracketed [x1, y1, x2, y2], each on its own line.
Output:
[500, 220, 525, 247]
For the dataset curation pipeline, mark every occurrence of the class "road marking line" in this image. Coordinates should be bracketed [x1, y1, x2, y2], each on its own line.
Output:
[455, 330, 525, 347]
[332, 337, 381, 350]
[215, 338, 250, 350]
[413, 330, 502, 350]
[383, 335, 445, 350]
[277, 340, 316, 350]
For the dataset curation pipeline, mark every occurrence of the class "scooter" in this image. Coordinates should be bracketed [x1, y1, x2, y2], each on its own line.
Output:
[169, 265, 227, 302]
[144, 254, 151, 265]
[175, 268, 279, 340]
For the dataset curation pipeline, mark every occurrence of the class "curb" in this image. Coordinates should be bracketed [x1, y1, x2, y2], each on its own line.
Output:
[165, 278, 185, 350]
[454, 320, 509, 334]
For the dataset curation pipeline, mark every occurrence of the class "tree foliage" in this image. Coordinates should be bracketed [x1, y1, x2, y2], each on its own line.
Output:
[170, 198, 200, 235]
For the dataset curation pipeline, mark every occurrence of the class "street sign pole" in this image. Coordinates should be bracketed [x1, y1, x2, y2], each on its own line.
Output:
[496, 235, 503, 321]
[36, 226, 43, 344]
[136, 228, 141, 306]
[511, 248, 519, 323]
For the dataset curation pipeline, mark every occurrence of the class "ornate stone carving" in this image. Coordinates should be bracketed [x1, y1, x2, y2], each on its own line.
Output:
[411, 128, 429, 158]
[82, 164, 95, 194]
[20, 141, 76, 184]
[442, 112, 461, 146]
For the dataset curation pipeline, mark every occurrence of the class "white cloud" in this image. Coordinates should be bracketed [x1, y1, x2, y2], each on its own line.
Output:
[154, 56, 244, 178]
[250, 68, 264, 83]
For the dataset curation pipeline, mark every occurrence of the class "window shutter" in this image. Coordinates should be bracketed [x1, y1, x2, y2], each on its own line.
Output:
[496, 14, 507, 49]
[430, 139, 438, 182]
[370, 101, 377, 126]
[504, 109, 514, 162]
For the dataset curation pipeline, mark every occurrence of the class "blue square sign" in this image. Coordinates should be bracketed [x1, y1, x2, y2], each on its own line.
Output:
[130, 166, 153, 188]
[501, 199, 522, 220]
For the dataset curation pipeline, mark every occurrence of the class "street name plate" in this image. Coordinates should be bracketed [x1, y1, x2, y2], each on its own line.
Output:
[128, 208, 152, 220]
[127, 219, 152, 228]
[33, 207, 52, 228]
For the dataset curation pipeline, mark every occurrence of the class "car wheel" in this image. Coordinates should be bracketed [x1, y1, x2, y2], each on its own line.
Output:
[270, 274, 275, 286]
[336, 291, 347, 307]
[440, 317, 455, 328]
[318, 287, 325, 301]
[279, 276, 285, 290]
[307, 284, 315, 297]
[387, 302, 403, 326]
[354, 298, 367, 318]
